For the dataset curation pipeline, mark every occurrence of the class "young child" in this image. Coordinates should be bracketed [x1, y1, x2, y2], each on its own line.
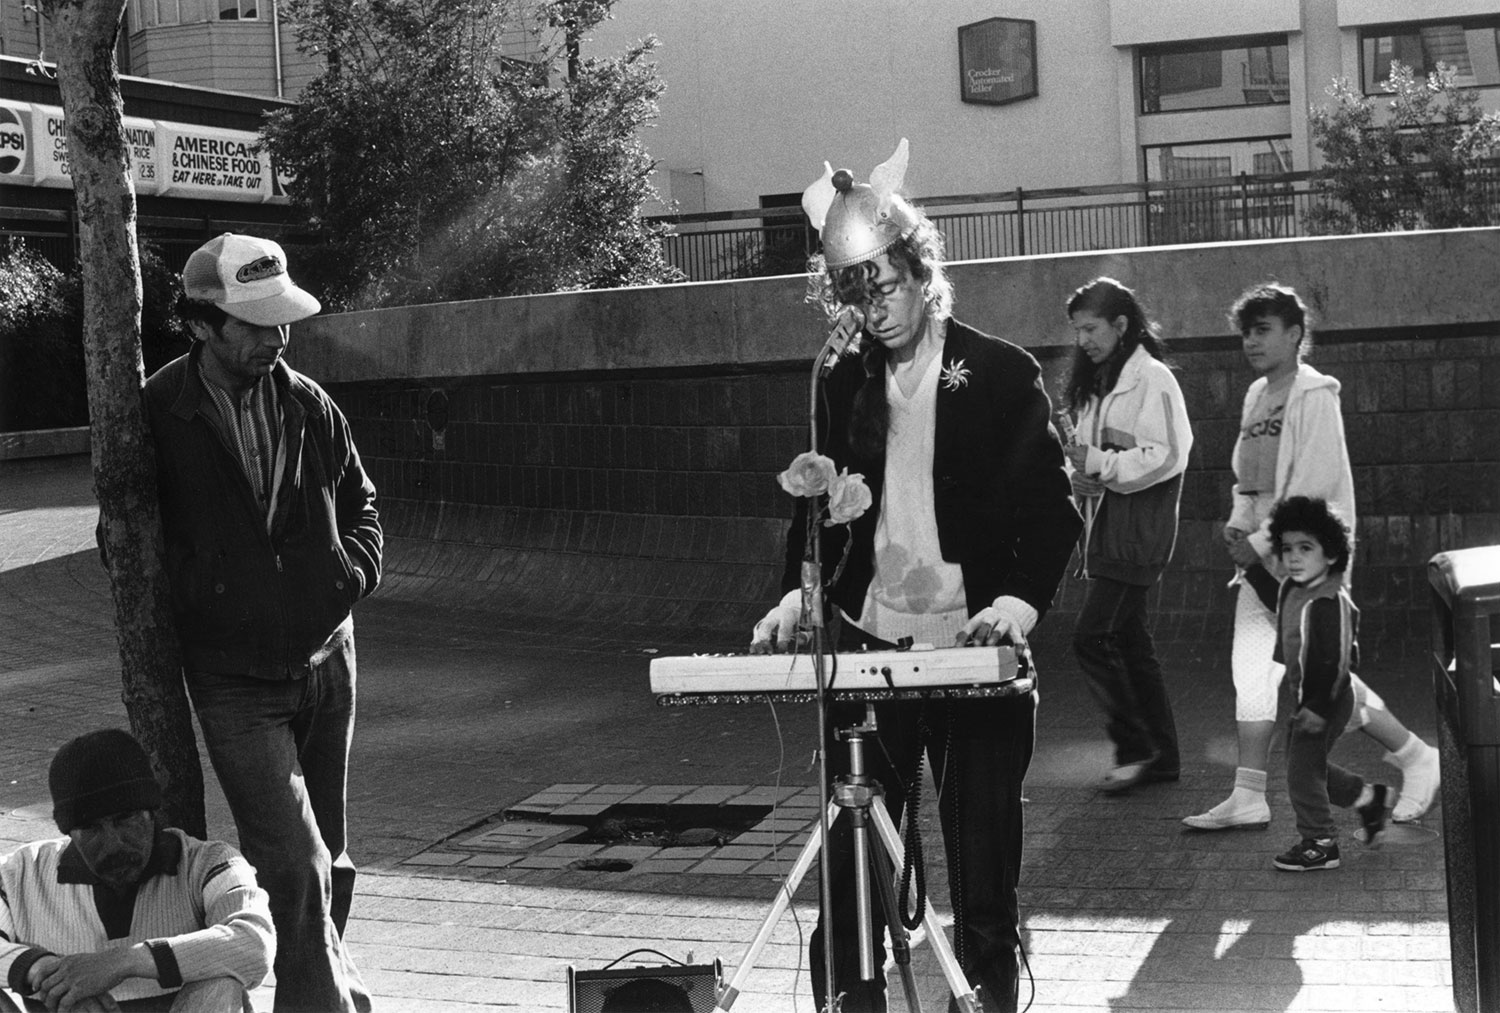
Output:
[1241, 495, 1395, 871]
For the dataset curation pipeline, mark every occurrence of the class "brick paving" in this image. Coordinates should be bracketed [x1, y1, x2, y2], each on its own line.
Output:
[0, 455, 1458, 1011]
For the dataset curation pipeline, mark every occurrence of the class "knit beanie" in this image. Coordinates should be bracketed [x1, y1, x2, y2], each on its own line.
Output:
[50, 729, 162, 834]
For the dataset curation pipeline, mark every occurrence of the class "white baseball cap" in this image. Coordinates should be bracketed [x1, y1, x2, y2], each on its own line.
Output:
[182, 233, 321, 327]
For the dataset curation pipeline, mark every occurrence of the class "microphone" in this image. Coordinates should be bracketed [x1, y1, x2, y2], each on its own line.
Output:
[817, 310, 863, 379]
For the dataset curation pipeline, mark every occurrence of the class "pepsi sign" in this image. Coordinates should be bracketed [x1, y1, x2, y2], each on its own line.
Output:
[0, 101, 30, 178]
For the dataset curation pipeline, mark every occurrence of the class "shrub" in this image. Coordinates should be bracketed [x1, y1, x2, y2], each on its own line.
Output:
[0, 239, 193, 432]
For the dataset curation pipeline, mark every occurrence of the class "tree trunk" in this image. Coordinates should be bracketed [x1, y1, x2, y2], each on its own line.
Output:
[42, 0, 207, 838]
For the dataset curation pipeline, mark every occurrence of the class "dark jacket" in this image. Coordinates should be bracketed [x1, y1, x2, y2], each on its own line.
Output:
[144, 345, 382, 678]
[1244, 567, 1359, 721]
[783, 319, 1081, 621]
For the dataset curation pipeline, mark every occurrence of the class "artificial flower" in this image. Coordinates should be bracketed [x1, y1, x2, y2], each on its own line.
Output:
[824, 469, 873, 525]
[778, 452, 837, 498]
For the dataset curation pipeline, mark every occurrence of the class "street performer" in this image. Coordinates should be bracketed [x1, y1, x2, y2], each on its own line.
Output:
[749, 139, 1081, 1012]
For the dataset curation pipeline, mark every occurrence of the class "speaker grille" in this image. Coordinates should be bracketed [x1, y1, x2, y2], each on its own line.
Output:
[568, 962, 721, 1013]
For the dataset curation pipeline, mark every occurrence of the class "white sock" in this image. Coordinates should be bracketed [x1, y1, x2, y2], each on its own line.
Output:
[1354, 784, 1375, 808]
[1385, 731, 1428, 768]
[1233, 766, 1267, 795]
[1209, 768, 1266, 813]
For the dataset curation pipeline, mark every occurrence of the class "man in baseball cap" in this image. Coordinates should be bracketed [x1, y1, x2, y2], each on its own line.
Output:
[182, 232, 321, 327]
[0, 729, 273, 1011]
[130, 234, 382, 1010]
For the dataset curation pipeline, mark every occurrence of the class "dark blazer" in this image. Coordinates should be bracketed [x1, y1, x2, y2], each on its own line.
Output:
[783, 319, 1081, 622]
[143, 344, 382, 678]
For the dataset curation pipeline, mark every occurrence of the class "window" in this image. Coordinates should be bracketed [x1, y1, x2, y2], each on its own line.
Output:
[1143, 137, 1296, 244]
[1361, 18, 1500, 92]
[131, 0, 179, 29]
[1140, 36, 1289, 113]
[1144, 137, 1293, 182]
[219, 0, 257, 20]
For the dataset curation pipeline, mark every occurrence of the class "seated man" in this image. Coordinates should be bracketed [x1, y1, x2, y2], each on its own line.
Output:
[1, 729, 274, 1012]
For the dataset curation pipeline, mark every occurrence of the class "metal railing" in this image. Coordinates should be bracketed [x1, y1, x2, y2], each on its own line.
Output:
[647, 165, 1500, 282]
[10, 163, 1499, 285]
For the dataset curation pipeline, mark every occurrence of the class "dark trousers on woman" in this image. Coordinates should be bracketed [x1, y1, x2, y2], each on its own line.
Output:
[809, 625, 1035, 1013]
[1073, 576, 1180, 773]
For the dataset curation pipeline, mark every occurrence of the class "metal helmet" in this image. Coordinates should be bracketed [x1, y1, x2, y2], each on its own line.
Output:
[801, 139, 918, 270]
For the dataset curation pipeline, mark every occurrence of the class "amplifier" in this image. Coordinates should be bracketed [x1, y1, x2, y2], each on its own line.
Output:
[567, 957, 721, 1012]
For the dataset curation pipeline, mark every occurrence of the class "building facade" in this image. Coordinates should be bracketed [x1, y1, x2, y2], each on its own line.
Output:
[585, 0, 1500, 215]
[1, 0, 323, 98]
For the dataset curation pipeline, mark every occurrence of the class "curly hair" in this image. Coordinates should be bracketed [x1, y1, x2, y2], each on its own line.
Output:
[805, 209, 952, 460]
[1063, 277, 1168, 411]
[1269, 495, 1352, 574]
[805, 207, 952, 324]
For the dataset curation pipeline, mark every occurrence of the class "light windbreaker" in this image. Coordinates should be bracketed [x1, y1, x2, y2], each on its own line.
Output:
[1228, 362, 1356, 562]
[1072, 345, 1194, 585]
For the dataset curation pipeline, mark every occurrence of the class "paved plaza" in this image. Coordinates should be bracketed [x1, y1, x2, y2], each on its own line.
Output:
[0, 455, 1458, 1011]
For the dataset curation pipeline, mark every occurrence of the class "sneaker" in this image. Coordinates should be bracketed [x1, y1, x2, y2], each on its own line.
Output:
[1101, 762, 1150, 794]
[1273, 838, 1340, 871]
[1358, 784, 1391, 847]
[1182, 795, 1271, 831]
[1390, 742, 1440, 823]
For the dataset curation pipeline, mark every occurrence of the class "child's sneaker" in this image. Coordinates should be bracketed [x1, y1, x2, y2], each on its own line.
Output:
[1273, 837, 1340, 871]
[1358, 784, 1391, 847]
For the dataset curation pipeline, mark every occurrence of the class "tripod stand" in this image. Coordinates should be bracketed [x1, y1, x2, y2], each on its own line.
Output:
[715, 703, 984, 1013]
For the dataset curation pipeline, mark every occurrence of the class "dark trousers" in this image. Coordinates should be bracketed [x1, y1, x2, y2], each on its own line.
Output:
[1286, 683, 1363, 840]
[809, 626, 1034, 1013]
[1072, 576, 1179, 771]
[185, 636, 370, 1013]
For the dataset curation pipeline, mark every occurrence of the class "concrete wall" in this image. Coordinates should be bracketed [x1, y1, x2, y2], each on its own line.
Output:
[587, 0, 1122, 210]
[291, 228, 1500, 656]
[589, 0, 1500, 211]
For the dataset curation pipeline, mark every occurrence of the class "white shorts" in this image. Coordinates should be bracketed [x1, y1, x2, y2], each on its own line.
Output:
[1231, 581, 1283, 722]
[1230, 580, 1386, 729]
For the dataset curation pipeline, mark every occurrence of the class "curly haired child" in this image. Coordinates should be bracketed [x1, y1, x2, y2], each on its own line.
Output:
[1242, 495, 1395, 870]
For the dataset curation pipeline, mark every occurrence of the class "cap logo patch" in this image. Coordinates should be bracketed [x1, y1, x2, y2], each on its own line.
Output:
[236, 255, 285, 284]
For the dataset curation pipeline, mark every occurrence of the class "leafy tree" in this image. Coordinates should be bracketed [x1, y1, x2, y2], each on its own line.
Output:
[1306, 61, 1500, 234]
[262, 0, 680, 308]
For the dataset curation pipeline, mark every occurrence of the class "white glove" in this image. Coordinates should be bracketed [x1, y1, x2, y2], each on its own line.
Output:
[750, 589, 804, 654]
[957, 595, 1038, 647]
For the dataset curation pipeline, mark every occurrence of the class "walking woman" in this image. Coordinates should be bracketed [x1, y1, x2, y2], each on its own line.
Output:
[1062, 277, 1194, 793]
[1183, 282, 1439, 829]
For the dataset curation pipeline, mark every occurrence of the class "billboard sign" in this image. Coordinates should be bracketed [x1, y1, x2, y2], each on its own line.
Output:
[0, 100, 31, 182]
[2, 101, 284, 204]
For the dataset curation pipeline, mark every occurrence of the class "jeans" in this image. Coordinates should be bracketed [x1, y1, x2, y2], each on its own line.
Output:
[186, 636, 370, 1013]
[19, 978, 246, 1012]
[809, 625, 1034, 1013]
[1285, 683, 1363, 840]
[1072, 577, 1179, 771]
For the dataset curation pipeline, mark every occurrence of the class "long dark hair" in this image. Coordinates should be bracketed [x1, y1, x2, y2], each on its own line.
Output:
[1063, 277, 1167, 412]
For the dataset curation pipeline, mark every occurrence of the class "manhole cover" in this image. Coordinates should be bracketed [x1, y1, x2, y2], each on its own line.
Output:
[516, 802, 772, 848]
[451, 820, 586, 853]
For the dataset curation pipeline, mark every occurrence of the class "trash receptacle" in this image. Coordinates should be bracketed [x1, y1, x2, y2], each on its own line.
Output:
[1429, 547, 1500, 1013]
